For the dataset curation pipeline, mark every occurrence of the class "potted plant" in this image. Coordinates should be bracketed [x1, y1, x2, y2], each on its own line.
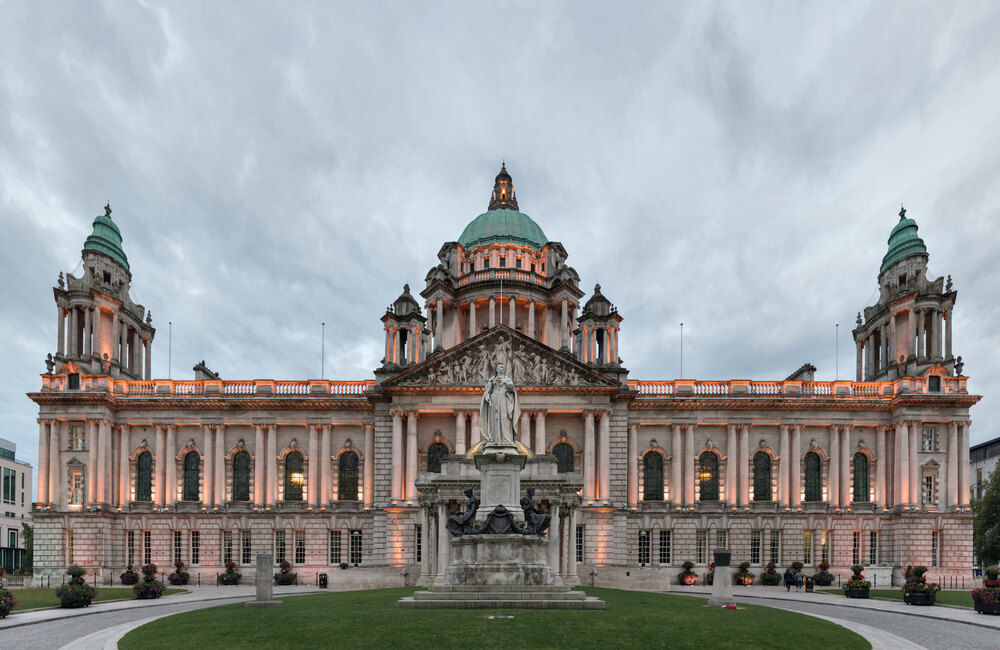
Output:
[120, 564, 139, 586]
[678, 560, 697, 585]
[704, 562, 715, 586]
[734, 561, 753, 586]
[761, 562, 781, 586]
[220, 560, 241, 585]
[971, 566, 1000, 615]
[54, 565, 98, 608]
[0, 569, 16, 619]
[813, 561, 834, 586]
[274, 560, 297, 586]
[843, 565, 871, 598]
[133, 563, 164, 599]
[902, 566, 939, 605]
[168, 561, 190, 586]
[339, 562, 349, 570]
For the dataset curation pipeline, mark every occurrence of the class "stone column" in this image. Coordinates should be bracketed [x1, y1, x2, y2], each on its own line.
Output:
[790, 425, 801, 506]
[959, 422, 971, 505]
[887, 321, 895, 372]
[627, 423, 638, 507]
[83, 308, 92, 357]
[548, 502, 561, 571]
[111, 317, 120, 363]
[908, 421, 919, 507]
[908, 309, 917, 359]
[560, 298, 569, 350]
[528, 302, 535, 339]
[947, 421, 958, 509]
[567, 506, 578, 578]
[57, 305, 65, 356]
[308, 425, 319, 506]
[165, 424, 176, 507]
[68, 307, 78, 357]
[778, 425, 789, 507]
[534, 411, 546, 455]
[829, 425, 840, 506]
[945, 308, 953, 360]
[671, 425, 682, 505]
[254, 425, 265, 505]
[488, 297, 496, 328]
[841, 426, 851, 506]
[470, 411, 481, 447]
[895, 422, 909, 505]
[364, 424, 374, 508]
[406, 411, 418, 501]
[725, 425, 737, 506]
[391, 410, 403, 501]
[437, 501, 449, 576]
[454, 411, 466, 455]
[875, 426, 886, 507]
[435, 298, 444, 350]
[583, 411, 595, 501]
[420, 505, 431, 579]
[865, 335, 873, 379]
[86, 419, 97, 504]
[598, 411, 611, 501]
[469, 300, 476, 339]
[266, 425, 278, 506]
[931, 310, 941, 359]
[154, 424, 164, 506]
[49, 421, 60, 507]
[119, 425, 130, 505]
[685, 425, 695, 506]
[509, 295, 516, 327]
[144, 339, 151, 380]
[203, 425, 214, 505]
[38, 419, 50, 503]
[320, 425, 331, 507]
[519, 412, 531, 447]
[739, 425, 750, 506]
[881, 324, 889, 371]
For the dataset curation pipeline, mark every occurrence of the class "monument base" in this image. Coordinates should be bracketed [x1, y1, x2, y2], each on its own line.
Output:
[707, 566, 736, 607]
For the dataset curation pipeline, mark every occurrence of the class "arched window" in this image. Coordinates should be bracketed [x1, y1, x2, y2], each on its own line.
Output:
[699, 451, 720, 501]
[136, 451, 152, 502]
[339, 451, 359, 501]
[642, 452, 663, 501]
[853, 453, 870, 503]
[753, 452, 772, 501]
[284, 451, 304, 501]
[426, 443, 449, 473]
[804, 452, 822, 502]
[232, 451, 251, 502]
[553, 443, 575, 473]
[182, 451, 200, 502]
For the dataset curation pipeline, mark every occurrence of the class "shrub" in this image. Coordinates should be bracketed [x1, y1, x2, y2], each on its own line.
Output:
[678, 560, 697, 585]
[221, 560, 241, 585]
[902, 567, 939, 596]
[55, 564, 97, 608]
[120, 564, 139, 586]
[761, 563, 781, 585]
[168, 561, 190, 586]
[813, 560, 834, 586]
[339, 562, 349, 570]
[133, 563, 165, 599]
[843, 565, 870, 591]
[274, 560, 297, 585]
[734, 561, 753, 586]
[971, 565, 1000, 607]
[0, 585, 16, 618]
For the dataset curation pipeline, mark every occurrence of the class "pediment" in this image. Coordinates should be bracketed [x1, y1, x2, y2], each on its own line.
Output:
[382, 326, 618, 388]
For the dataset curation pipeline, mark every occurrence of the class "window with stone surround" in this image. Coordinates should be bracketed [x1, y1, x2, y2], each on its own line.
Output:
[294, 530, 306, 564]
[143, 530, 151, 565]
[696, 530, 708, 564]
[576, 526, 584, 564]
[922, 471, 938, 508]
[659, 530, 671, 565]
[852, 531, 861, 566]
[69, 468, 84, 506]
[931, 530, 940, 567]
[853, 453, 870, 502]
[173, 530, 182, 564]
[241, 530, 252, 565]
[698, 452, 720, 501]
[820, 530, 830, 564]
[869, 531, 879, 566]
[127, 531, 135, 566]
[66, 529, 74, 564]
[2, 468, 14, 503]
[553, 443, 575, 473]
[183, 452, 200, 502]
[769, 530, 780, 565]
[349, 529, 362, 565]
[232, 451, 251, 502]
[283, 452, 305, 502]
[191, 530, 200, 565]
[339, 451, 359, 500]
[802, 530, 812, 565]
[804, 452, 822, 502]
[70, 425, 85, 451]
[329, 529, 342, 564]
[136, 451, 153, 502]
[222, 530, 233, 564]
[642, 452, 664, 501]
[923, 428, 938, 452]
[426, 443, 448, 474]
[715, 529, 728, 549]
[750, 530, 762, 565]
[753, 452, 772, 501]
[274, 530, 286, 564]
[638, 530, 651, 565]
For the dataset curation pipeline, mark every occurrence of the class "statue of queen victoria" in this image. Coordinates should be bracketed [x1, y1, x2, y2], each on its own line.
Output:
[479, 362, 520, 445]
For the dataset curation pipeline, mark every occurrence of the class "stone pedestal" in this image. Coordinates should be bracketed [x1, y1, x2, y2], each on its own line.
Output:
[707, 549, 735, 608]
[474, 442, 528, 521]
[245, 554, 282, 608]
[445, 534, 556, 586]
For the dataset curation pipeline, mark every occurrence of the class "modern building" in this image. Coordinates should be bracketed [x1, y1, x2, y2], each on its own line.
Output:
[971, 435, 1000, 500]
[29, 167, 979, 588]
[1, 437, 33, 572]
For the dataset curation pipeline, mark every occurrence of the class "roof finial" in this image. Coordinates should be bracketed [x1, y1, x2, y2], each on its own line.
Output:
[105, 202, 112, 218]
[899, 203, 906, 220]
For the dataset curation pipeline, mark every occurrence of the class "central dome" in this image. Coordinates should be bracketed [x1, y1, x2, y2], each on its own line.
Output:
[457, 164, 549, 250]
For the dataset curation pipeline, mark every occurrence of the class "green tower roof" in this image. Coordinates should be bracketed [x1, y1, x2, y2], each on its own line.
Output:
[83, 204, 130, 271]
[880, 205, 926, 273]
[457, 164, 549, 250]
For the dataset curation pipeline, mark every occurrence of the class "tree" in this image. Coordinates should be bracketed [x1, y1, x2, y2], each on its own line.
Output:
[973, 464, 1000, 566]
[21, 523, 33, 572]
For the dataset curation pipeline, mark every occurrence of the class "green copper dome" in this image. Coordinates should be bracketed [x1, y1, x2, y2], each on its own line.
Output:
[880, 206, 926, 273]
[458, 208, 549, 250]
[83, 204, 130, 271]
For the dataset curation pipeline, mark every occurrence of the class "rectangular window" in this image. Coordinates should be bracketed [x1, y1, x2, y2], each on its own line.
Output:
[923, 428, 935, 452]
[70, 425, 85, 451]
[821, 530, 830, 564]
[576, 526, 584, 564]
[869, 531, 879, 566]
[173, 530, 182, 564]
[241, 530, 252, 565]
[415, 525, 422, 564]
[931, 530, 940, 567]
[852, 531, 861, 566]
[127, 531, 135, 566]
[9, 528, 17, 548]
[715, 529, 728, 549]
[770, 531, 781, 565]
[750, 530, 762, 565]
[222, 530, 233, 564]
[978, 468, 984, 499]
[67, 529, 74, 564]
[143, 530, 152, 565]
[349, 529, 362, 565]
[638, 530, 650, 565]
[803, 530, 812, 565]
[70, 471, 84, 505]
[294, 530, 306, 565]
[2, 468, 13, 503]
[923, 475, 935, 506]
[191, 531, 200, 565]
[499, 257, 506, 268]
[274, 531, 286, 564]
[696, 530, 708, 564]
[329, 529, 342, 564]
[659, 530, 671, 565]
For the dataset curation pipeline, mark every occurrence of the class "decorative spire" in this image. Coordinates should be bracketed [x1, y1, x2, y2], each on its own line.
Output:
[105, 202, 112, 218]
[899, 204, 906, 220]
[488, 162, 519, 211]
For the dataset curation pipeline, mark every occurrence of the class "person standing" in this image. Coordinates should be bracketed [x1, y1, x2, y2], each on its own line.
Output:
[794, 568, 804, 592]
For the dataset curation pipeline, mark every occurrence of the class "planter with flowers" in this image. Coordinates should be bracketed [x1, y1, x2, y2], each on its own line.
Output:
[704, 562, 715, 586]
[274, 561, 297, 586]
[0, 569, 16, 619]
[761, 562, 781, 586]
[971, 566, 1000, 615]
[120, 564, 139, 586]
[220, 561, 241, 585]
[133, 563, 165, 599]
[813, 561, 834, 586]
[902, 566, 939, 605]
[678, 561, 698, 586]
[55, 565, 98, 608]
[734, 561, 753, 586]
[168, 561, 190, 586]
[842, 565, 871, 598]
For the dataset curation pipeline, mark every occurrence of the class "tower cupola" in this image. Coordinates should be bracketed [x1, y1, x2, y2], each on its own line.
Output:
[488, 162, 518, 211]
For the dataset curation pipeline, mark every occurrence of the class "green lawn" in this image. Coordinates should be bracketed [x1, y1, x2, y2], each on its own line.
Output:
[120, 587, 869, 650]
[818, 588, 973, 608]
[8, 587, 186, 611]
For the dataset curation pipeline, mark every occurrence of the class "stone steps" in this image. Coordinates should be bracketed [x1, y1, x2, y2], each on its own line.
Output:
[412, 589, 587, 601]
[397, 594, 606, 610]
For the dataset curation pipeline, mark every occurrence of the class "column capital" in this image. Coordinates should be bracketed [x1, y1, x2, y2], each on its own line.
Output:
[628, 422, 639, 432]
[582, 409, 597, 420]
[390, 408, 405, 418]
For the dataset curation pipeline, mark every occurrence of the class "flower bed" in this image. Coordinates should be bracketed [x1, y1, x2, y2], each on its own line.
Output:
[678, 561, 697, 586]
[274, 561, 297, 586]
[220, 561, 241, 586]
[168, 561, 190, 586]
[812, 561, 834, 586]
[55, 565, 97, 608]
[971, 566, 1000, 615]
[0, 572, 16, 619]
[842, 565, 870, 599]
[120, 564, 139, 586]
[133, 563, 165, 599]
[761, 562, 781, 586]
[902, 566, 939, 606]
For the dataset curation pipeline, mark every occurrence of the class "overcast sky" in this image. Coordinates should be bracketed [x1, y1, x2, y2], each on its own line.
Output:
[2, 2, 999, 492]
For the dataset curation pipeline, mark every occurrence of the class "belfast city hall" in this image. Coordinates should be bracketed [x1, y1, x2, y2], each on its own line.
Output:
[29, 165, 978, 589]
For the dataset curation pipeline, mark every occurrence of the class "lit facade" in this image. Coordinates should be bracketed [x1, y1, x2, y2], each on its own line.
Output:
[30, 169, 979, 588]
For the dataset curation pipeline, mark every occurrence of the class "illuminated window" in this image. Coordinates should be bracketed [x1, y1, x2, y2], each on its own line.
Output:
[804, 452, 822, 502]
[923, 428, 937, 451]
[803, 530, 812, 565]
[70, 425, 85, 451]
[698, 452, 719, 501]
[66, 529, 74, 564]
[136, 452, 152, 502]
[853, 453, 870, 502]
[69, 470, 84, 506]
[232, 451, 251, 501]
[753, 452, 772, 501]
[339, 451, 360, 500]
[642, 452, 663, 501]
[284, 452, 304, 501]
[820, 530, 830, 564]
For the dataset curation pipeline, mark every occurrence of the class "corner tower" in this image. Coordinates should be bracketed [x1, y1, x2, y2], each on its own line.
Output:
[50, 204, 155, 380]
[853, 206, 958, 382]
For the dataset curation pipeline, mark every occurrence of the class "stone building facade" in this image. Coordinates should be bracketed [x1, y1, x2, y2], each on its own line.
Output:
[1, 437, 33, 572]
[29, 168, 979, 588]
